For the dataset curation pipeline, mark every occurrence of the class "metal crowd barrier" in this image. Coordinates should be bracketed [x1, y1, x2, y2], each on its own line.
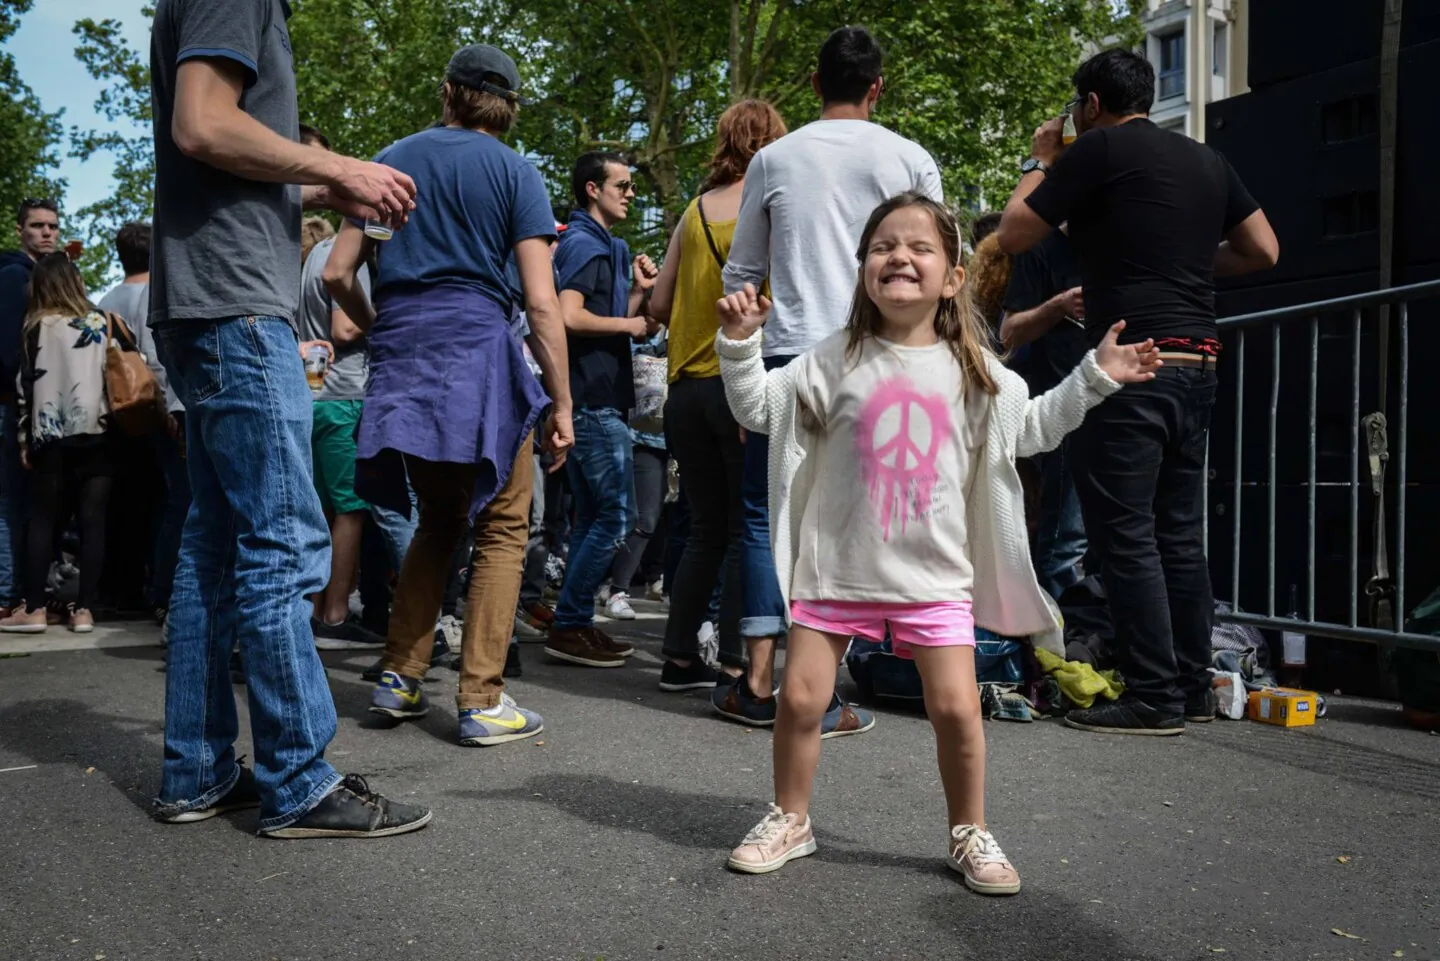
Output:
[1206, 278, 1440, 653]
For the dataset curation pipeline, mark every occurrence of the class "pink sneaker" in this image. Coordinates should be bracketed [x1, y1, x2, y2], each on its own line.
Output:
[947, 824, 1022, 895]
[726, 804, 817, 874]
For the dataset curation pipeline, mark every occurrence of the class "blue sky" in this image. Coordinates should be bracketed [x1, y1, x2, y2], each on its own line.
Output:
[11, 0, 151, 213]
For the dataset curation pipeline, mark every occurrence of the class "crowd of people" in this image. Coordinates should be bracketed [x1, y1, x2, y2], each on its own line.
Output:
[3, 0, 1282, 894]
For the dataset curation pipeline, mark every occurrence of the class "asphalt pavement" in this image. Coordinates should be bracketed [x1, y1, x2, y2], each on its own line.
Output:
[1, 609, 1436, 961]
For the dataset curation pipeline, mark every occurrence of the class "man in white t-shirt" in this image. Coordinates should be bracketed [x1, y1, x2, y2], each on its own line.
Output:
[701, 25, 943, 733]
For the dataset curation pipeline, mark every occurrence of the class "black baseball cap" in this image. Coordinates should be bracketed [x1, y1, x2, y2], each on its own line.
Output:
[444, 44, 532, 105]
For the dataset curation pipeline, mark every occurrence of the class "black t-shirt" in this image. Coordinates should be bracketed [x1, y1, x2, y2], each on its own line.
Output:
[1002, 230, 1088, 395]
[1025, 118, 1259, 344]
[563, 255, 634, 413]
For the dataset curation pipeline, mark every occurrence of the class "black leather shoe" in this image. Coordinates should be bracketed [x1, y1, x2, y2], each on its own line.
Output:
[262, 775, 431, 839]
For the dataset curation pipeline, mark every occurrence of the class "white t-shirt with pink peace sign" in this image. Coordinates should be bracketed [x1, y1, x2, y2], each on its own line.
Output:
[789, 331, 991, 604]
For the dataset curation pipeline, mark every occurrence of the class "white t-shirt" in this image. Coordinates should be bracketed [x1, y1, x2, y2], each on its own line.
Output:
[723, 119, 944, 358]
[789, 332, 989, 603]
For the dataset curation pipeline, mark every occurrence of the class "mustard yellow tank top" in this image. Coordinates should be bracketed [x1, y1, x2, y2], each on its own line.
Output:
[667, 197, 735, 383]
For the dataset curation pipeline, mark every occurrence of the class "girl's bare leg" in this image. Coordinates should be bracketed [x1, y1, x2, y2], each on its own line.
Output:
[912, 645, 986, 827]
[772, 625, 849, 819]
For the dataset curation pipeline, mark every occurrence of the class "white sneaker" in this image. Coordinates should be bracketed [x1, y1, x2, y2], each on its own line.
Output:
[606, 592, 636, 621]
[647, 579, 665, 601]
[596, 585, 613, 605]
[439, 614, 462, 648]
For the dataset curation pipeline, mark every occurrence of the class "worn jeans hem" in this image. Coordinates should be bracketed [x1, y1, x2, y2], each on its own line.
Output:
[258, 770, 344, 833]
[152, 762, 241, 819]
[740, 615, 786, 639]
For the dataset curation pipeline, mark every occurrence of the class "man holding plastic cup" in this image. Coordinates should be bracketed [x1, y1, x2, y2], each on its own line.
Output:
[149, 0, 431, 838]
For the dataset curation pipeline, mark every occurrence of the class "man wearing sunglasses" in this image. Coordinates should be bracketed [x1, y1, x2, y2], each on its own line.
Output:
[546, 152, 659, 669]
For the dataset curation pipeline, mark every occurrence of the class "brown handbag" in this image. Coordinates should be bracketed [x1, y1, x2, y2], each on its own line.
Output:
[102, 311, 166, 436]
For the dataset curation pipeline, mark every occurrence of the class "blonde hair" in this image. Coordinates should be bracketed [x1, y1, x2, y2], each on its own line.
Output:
[968, 232, 1012, 331]
[441, 81, 520, 133]
[844, 193, 998, 396]
[301, 217, 335, 265]
[25, 253, 95, 327]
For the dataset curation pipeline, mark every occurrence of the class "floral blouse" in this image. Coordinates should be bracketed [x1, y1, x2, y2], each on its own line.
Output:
[17, 311, 111, 453]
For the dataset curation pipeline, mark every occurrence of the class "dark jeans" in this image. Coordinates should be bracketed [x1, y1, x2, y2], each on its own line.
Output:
[1069, 366, 1218, 714]
[662, 376, 745, 668]
[739, 355, 796, 639]
[609, 445, 666, 595]
[555, 407, 636, 630]
[1031, 444, 1086, 599]
[151, 413, 191, 610]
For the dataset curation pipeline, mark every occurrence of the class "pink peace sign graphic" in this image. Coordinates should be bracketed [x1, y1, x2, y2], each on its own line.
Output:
[854, 376, 953, 541]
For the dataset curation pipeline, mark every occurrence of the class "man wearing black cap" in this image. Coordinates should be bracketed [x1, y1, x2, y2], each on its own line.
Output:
[324, 43, 573, 749]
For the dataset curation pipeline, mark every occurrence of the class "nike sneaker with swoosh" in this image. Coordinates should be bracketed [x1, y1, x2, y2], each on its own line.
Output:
[458, 693, 544, 747]
[369, 671, 428, 719]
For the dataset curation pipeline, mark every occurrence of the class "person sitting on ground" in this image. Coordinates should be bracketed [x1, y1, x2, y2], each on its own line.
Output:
[714, 192, 1160, 892]
[1, 255, 120, 636]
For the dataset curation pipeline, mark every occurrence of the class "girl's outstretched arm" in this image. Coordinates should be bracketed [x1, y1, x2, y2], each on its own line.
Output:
[715, 283, 783, 435]
[716, 327, 790, 436]
[1014, 321, 1161, 457]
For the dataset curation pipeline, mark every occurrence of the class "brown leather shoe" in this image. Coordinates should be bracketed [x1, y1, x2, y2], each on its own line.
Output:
[586, 627, 634, 658]
[544, 627, 625, 668]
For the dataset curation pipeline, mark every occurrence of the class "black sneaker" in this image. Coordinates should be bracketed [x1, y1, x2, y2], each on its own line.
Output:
[157, 763, 261, 823]
[312, 616, 386, 651]
[1064, 697, 1185, 736]
[503, 637, 522, 678]
[1185, 688, 1218, 723]
[659, 658, 719, 692]
[261, 774, 432, 839]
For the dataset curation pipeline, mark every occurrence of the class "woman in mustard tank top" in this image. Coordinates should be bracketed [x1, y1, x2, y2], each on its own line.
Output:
[647, 100, 785, 693]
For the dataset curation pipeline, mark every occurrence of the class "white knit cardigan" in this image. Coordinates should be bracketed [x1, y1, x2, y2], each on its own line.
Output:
[714, 329, 1122, 655]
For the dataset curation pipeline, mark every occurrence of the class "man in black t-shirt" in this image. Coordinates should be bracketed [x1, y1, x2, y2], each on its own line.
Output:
[998, 49, 1279, 736]
[1001, 230, 1088, 600]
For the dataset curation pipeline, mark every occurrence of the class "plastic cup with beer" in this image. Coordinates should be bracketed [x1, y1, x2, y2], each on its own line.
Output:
[304, 345, 329, 393]
[1062, 111, 1078, 146]
[363, 219, 394, 241]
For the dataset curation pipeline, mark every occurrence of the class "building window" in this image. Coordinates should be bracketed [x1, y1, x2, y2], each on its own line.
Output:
[1158, 30, 1185, 100]
[1213, 23, 1227, 77]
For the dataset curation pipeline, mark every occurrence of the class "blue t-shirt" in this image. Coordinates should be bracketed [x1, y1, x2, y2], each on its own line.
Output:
[372, 126, 555, 311]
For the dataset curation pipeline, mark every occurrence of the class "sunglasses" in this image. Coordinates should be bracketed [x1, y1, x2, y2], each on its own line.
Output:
[1064, 95, 1084, 113]
[608, 180, 636, 194]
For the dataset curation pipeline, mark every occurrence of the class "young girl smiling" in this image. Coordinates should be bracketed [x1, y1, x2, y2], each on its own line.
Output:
[714, 192, 1160, 894]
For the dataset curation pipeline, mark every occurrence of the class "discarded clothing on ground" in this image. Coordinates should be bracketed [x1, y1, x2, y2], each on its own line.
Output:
[1032, 647, 1125, 709]
[979, 683, 1035, 722]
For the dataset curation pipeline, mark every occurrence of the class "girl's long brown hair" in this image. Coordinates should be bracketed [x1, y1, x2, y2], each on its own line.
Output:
[25, 253, 96, 327]
[844, 192, 999, 396]
[701, 99, 787, 191]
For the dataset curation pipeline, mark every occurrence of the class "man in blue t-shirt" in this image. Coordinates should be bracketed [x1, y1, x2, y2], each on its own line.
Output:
[324, 43, 573, 749]
[545, 152, 658, 668]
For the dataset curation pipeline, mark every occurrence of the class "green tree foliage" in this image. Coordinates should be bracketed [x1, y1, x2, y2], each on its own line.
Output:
[49, 0, 1138, 267]
[0, 0, 66, 253]
[69, 8, 154, 288]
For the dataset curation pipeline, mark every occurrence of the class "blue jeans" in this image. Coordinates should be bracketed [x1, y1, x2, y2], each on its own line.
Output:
[150, 412, 192, 610]
[739, 355, 795, 639]
[0, 403, 25, 605]
[154, 316, 340, 830]
[554, 407, 635, 630]
[1031, 445, 1086, 599]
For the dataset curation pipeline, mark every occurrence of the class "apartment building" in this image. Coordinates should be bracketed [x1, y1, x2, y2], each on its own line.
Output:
[1141, 0, 1249, 140]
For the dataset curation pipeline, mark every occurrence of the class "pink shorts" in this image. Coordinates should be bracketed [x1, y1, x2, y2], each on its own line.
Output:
[790, 599, 975, 659]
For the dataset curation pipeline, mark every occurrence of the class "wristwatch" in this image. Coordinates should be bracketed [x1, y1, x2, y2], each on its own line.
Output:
[1020, 157, 1049, 175]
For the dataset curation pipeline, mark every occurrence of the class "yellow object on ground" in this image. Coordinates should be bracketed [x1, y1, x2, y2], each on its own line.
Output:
[1247, 688, 1319, 727]
[1034, 648, 1125, 709]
